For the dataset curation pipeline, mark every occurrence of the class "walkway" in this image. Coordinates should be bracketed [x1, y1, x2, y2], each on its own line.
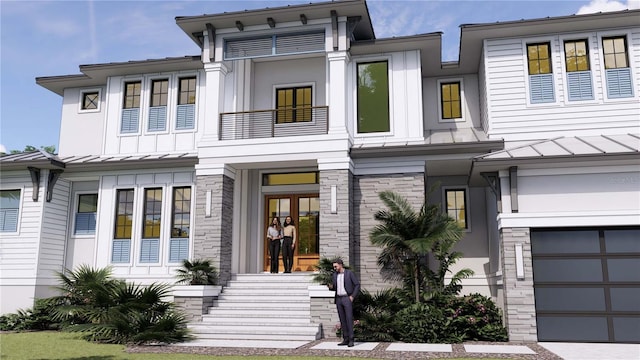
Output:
[129, 339, 640, 359]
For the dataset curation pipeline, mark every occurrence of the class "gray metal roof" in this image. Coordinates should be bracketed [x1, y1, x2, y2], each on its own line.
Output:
[476, 134, 640, 160]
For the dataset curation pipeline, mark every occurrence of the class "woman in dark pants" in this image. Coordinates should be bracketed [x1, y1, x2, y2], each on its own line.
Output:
[266, 217, 282, 273]
[281, 216, 296, 273]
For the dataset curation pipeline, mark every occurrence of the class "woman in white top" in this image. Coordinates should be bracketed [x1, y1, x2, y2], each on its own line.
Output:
[266, 217, 282, 273]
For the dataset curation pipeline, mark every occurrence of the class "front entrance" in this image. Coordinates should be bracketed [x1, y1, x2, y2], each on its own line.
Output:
[264, 194, 319, 272]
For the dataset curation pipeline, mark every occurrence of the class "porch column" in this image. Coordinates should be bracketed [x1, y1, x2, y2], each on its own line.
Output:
[193, 164, 235, 284]
[500, 227, 538, 341]
[327, 51, 350, 135]
[318, 159, 353, 264]
[201, 62, 229, 142]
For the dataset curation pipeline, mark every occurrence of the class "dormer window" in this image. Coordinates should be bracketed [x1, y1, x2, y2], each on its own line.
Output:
[527, 42, 555, 104]
[121, 81, 141, 133]
[148, 79, 168, 132]
[176, 77, 196, 130]
[564, 39, 594, 101]
[602, 36, 633, 98]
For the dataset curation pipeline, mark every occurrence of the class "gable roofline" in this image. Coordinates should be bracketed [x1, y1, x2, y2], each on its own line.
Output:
[36, 56, 203, 96]
[456, 8, 640, 75]
[176, 0, 374, 47]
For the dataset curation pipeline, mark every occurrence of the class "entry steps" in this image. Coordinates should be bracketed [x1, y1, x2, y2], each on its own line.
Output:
[188, 273, 321, 341]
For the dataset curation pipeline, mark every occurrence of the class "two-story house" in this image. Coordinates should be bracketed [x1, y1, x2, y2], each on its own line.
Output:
[1, 0, 638, 343]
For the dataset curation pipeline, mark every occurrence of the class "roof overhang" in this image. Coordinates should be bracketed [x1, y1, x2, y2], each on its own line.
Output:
[458, 9, 640, 75]
[350, 32, 443, 75]
[36, 56, 203, 96]
[176, 0, 374, 47]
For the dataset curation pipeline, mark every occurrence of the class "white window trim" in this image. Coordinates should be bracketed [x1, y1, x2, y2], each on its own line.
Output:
[558, 33, 600, 104]
[437, 78, 465, 123]
[272, 82, 317, 126]
[442, 186, 471, 232]
[119, 77, 144, 136]
[143, 76, 172, 135]
[174, 72, 200, 133]
[71, 191, 99, 238]
[0, 187, 24, 235]
[595, 30, 637, 103]
[353, 56, 394, 137]
[522, 37, 560, 107]
[78, 88, 102, 113]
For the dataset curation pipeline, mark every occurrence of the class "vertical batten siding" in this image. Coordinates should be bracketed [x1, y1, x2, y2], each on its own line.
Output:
[479, 46, 490, 133]
[36, 177, 70, 280]
[484, 30, 640, 141]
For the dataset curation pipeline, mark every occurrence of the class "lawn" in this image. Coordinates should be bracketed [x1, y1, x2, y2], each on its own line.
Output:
[0, 331, 500, 360]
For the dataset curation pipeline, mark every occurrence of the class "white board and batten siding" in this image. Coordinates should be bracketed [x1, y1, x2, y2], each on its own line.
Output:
[93, 170, 195, 284]
[59, 87, 106, 157]
[103, 71, 205, 156]
[482, 29, 640, 143]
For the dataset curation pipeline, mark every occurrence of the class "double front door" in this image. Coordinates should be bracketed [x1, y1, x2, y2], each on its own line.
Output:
[264, 194, 319, 272]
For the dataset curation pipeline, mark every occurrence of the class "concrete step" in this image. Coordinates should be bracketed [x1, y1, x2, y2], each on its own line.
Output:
[221, 288, 309, 296]
[206, 308, 311, 317]
[189, 323, 320, 341]
[202, 316, 311, 325]
[188, 331, 318, 341]
[212, 301, 310, 309]
[216, 294, 309, 302]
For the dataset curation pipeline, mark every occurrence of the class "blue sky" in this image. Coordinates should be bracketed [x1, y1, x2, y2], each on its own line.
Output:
[1, 0, 638, 154]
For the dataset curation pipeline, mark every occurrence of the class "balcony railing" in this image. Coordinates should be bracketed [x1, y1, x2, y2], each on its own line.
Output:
[219, 106, 328, 140]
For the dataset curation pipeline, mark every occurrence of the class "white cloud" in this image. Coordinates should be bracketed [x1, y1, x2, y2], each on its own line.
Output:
[577, 0, 640, 14]
[0, 144, 7, 154]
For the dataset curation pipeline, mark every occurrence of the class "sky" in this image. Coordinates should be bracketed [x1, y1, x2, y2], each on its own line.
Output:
[1, 0, 638, 154]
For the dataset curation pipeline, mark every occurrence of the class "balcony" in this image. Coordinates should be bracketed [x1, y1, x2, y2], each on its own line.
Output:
[219, 106, 328, 140]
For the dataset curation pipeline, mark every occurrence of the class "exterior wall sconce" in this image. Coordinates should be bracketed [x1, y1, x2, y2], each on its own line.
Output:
[515, 243, 525, 280]
[331, 185, 337, 214]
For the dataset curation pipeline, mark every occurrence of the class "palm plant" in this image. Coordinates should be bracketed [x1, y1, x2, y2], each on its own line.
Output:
[370, 190, 473, 303]
[311, 257, 349, 286]
[175, 259, 218, 285]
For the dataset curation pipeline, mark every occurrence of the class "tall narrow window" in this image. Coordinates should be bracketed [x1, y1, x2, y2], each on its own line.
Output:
[564, 39, 593, 101]
[0, 189, 20, 232]
[276, 86, 312, 123]
[602, 36, 633, 98]
[357, 61, 390, 133]
[445, 189, 468, 229]
[176, 77, 196, 130]
[121, 81, 141, 133]
[113, 189, 134, 263]
[75, 194, 98, 235]
[527, 42, 555, 103]
[140, 188, 162, 263]
[440, 82, 461, 120]
[169, 187, 191, 263]
[148, 79, 168, 131]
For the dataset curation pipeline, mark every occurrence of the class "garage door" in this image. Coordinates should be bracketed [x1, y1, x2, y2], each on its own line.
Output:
[531, 227, 640, 343]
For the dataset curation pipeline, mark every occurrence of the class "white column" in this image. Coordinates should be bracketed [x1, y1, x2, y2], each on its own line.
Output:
[327, 51, 350, 135]
[201, 62, 229, 142]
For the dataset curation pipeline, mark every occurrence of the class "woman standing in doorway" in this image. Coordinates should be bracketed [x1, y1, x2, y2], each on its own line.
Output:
[282, 216, 296, 273]
[266, 217, 282, 273]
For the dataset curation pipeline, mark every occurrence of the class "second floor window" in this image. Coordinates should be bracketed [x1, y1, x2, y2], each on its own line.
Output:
[148, 79, 168, 132]
[527, 42, 555, 103]
[440, 82, 461, 120]
[564, 39, 593, 101]
[602, 36, 633, 98]
[276, 86, 312, 123]
[121, 81, 141, 133]
[176, 77, 196, 130]
[357, 61, 390, 133]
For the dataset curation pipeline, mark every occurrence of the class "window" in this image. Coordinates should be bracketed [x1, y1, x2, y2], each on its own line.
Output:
[176, 77, 196, 130]
[445, 189, 468, 229]
[276, 86, 312, 123]
[0, 190, 20, 232]
[602, 36, 633, 98]
[169, 187, 191, 263]
[527, 42, 555, 103]
[357, 61, 390, 133]
[564, 39, 593, 101]
[81, 91, 100, 111]
[262, 172, 319, 186]
[440, 82, 462, 120]
[121, 81, 141, 133]
[74, 194, 97, 235]
[140, 188, 162, 263]
[112, 189, 134, 263]
[148, 79, 168, 131]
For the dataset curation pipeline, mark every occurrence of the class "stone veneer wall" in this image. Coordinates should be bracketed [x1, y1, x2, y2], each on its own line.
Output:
[353, 173, 425, 293]
[194, 174, 234, 284]
[310, 296, 341, 338]
[173, 296, 215, 322]
[500, 227, 537, 341]
[319, 169, 353, 264]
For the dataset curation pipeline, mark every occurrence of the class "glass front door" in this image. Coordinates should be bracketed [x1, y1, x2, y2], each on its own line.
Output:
[264, 194, 319, 272]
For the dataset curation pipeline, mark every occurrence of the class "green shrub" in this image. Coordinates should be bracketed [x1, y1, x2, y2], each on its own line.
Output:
[0, 298, 61, 331]
[446, 293, 508, 342]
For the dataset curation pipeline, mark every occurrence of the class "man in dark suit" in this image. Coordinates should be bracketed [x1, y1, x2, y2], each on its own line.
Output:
[330, 258, 360, 347]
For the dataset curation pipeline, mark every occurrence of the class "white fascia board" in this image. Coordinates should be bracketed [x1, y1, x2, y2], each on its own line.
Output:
[518, 165, 639, 177]
[498, 210, 640, 229]
[198, 136, 350, 159]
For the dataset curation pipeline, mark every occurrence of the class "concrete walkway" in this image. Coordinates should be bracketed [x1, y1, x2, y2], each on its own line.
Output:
[173, 339, 640, 359]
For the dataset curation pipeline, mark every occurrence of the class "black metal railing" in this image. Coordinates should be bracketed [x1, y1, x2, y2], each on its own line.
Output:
[219, 106, 328, 140]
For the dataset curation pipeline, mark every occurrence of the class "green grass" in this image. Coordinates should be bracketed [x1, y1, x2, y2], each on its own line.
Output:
[0, 331, 502, 360]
